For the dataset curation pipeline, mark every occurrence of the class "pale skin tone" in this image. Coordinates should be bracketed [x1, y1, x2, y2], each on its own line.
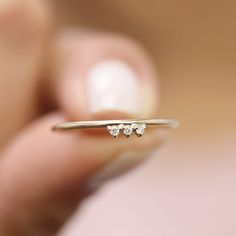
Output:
[56, 1, 235, 236]
[1, 1, 236, 236]
[0, 1, 162, 235]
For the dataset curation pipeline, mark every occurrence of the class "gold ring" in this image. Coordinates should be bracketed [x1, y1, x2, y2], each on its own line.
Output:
[52, 118, 178, 138]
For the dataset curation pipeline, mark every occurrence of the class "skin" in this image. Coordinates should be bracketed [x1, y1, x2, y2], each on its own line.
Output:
[0, 0, 161, 235]
[69, 1, 236, 236]
[2, 1, 235, 236]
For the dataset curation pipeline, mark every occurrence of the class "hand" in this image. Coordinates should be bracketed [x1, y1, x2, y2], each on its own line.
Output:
[0, 1, 161, 235]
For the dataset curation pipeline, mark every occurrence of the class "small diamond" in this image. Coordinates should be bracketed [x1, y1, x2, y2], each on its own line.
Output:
[123, 125, 133, 137]
[107, 125, 120, 138]
[135, 123, 146, 136]
[131, 123, 138, 129]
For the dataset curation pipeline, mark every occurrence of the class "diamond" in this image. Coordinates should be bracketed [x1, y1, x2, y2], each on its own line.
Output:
[135, 123, 146, 136]
[131, 123, 138, 129]
[123, 125, 133, 137]
[107, 123, 146, 138]
[107, 125, 120, 138]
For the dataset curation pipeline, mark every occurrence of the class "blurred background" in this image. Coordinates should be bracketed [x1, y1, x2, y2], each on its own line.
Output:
[49, 0, 236, 236]
[2, 0, 235, 235]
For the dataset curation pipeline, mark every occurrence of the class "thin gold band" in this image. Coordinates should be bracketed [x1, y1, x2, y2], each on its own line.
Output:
[52, 118, 178, 131]
[52, 118, 178, 138]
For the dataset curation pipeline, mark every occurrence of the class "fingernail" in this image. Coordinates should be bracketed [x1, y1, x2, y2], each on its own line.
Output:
[87, 59, 141, 116]
[85, 149, 154, 190]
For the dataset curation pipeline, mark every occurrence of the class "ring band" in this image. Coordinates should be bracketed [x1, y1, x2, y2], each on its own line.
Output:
[52, 118, 178, 138]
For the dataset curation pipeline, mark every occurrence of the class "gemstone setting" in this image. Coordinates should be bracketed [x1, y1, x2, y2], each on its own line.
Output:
[123, 125, 133, 137]
[107, 125, 120, 138]
[107, 122, 146, 138]
[135, 123, 146, 136]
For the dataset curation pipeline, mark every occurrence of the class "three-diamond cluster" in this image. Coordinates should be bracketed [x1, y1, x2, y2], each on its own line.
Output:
[107, 123, 146, 138]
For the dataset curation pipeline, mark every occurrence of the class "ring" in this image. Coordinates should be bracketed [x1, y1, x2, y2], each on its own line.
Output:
[52, 118, 178, 138]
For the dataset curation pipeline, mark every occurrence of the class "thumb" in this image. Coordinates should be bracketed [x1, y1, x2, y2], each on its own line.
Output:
[51, 32, 159, 120]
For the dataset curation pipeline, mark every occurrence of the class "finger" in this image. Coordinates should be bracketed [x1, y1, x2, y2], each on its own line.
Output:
[0, 113, 164, 235]
[0, 31, 164, 235]
[51, 32, 159, 120]
[0, 0, 50, 148]
[49, 31, 162, 180]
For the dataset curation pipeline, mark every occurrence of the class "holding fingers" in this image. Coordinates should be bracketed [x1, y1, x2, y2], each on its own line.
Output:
[0, 1, 176, 235]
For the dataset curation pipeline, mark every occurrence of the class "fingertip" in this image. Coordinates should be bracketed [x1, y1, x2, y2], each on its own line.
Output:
[52, 32, 159, 121]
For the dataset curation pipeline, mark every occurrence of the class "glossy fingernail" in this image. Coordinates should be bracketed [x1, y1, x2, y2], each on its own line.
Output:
[87, 59, 141, 116]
